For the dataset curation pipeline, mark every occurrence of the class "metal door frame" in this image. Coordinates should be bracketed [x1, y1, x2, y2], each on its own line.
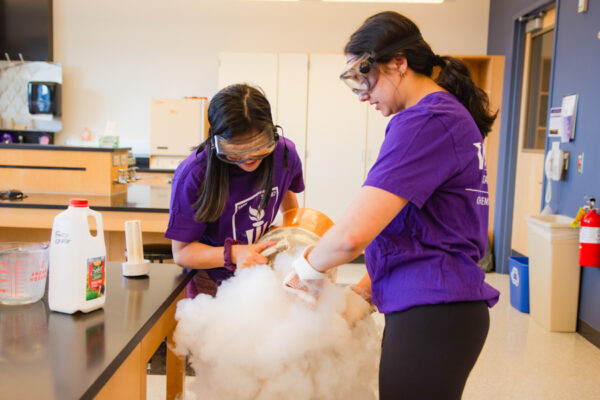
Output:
[493, 0, 560, 274]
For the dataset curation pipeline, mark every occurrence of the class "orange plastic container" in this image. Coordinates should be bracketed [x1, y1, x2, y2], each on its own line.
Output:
[274, 208, 334, 237]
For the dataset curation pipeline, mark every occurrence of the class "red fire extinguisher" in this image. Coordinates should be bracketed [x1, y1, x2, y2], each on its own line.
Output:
[579, 197, 600, 267]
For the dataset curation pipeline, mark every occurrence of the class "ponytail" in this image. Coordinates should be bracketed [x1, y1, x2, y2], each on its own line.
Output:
[435, 56, 497, 139]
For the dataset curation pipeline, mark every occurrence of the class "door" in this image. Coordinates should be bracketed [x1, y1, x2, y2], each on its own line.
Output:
[277, 53, 309, 207]
[365, 106, 391, 179]
[511, 7, 555, 256]
[305, 54, 367, 222]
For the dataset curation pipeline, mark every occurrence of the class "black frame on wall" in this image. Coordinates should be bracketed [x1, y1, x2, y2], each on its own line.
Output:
[0, 0, 53, 61]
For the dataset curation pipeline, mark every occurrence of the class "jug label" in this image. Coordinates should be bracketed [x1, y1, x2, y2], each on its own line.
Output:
[86, 256, 105, 301]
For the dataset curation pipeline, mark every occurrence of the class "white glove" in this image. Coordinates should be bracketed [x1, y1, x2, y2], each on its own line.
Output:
[341, 286, 374, 327]
[292, 245, 327, 281]
[282, 246, 326, 304]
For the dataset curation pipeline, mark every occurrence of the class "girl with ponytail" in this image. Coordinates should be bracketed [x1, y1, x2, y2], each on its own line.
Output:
[286, 11, 500, 399]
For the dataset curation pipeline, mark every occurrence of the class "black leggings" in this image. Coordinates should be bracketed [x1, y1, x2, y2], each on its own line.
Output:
[379, 301, 489, 400]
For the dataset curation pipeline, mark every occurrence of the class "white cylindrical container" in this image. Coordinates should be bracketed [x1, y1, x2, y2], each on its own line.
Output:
[49, 198, 107, 314]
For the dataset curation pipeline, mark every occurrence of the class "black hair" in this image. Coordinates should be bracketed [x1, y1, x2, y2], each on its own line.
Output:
[344, 11, 496, 139]
[192, 83, 276, 223]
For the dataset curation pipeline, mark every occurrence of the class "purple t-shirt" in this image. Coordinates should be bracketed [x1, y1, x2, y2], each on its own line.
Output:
[165, 137, 304, 286]
[363, 91, 500, 314]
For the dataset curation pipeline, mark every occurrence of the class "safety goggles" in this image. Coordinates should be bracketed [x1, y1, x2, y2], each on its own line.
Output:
[213, 129, 278, 164]
[339, 53, 379, 95]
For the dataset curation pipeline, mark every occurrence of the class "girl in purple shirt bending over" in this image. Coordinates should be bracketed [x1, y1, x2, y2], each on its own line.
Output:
[166, 84, 305, 297]
[287, 12, 500, 399]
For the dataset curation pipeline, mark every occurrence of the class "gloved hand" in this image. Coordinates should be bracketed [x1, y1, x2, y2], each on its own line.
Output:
[231, 241, 277, 269]
[282, 245, 327, 303]
[260, 239, 291, 268]
[341, 286, 375, 327]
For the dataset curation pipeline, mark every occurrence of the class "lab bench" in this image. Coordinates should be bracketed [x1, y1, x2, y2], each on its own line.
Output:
[0, 262, 195, 399]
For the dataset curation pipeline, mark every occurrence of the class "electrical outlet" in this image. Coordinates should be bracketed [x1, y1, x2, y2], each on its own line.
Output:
[577, 153, 584, 174]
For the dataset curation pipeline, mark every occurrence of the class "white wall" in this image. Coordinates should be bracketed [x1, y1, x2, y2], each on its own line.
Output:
[53, 0, 490, 155]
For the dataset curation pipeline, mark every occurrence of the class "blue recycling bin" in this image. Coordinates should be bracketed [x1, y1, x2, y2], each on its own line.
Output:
[509, 256, 530, 313]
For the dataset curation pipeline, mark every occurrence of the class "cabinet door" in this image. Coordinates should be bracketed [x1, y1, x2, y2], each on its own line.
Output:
[305, 54, 368, 222]
[365, 107, 392, 179]
[150, 98, 206, 156]
[277, 53, 309, 207]
[217, 53, 279, 119]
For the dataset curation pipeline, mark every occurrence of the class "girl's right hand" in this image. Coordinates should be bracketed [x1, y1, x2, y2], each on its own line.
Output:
[231, 241, 277, 268]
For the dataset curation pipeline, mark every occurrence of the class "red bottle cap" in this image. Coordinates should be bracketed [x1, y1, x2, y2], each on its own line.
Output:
[69, 198, 89, 207]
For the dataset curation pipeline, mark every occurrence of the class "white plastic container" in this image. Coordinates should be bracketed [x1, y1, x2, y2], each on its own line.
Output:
[49, 198, 107, 313]
[525, 214, 580, 332]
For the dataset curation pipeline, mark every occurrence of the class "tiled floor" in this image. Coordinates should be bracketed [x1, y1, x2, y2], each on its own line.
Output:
[148, 264, 600, 399]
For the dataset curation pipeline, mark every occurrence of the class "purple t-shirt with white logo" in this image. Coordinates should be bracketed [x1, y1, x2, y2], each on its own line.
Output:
[165, 138, 304, 286]
[363, 91, 500, 314]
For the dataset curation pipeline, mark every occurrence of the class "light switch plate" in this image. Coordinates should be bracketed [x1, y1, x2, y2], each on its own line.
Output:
[578, 0, 588, 13]
[577, 152, 584, 174]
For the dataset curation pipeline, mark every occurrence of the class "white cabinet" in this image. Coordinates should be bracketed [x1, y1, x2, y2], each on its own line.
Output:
[150, 98, 208, 168]
[305, 54, 368, 222]
[218, 52, 382, 222]
[366, 107, 392, 177]
[275, 53, 309, 208]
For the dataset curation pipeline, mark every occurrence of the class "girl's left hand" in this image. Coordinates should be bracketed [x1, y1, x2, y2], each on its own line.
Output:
[231, 241, 277, 268]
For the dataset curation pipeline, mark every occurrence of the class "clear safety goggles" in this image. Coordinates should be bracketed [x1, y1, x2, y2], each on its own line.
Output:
[213, 129, 278, 164]
[339, 53, 379, 95]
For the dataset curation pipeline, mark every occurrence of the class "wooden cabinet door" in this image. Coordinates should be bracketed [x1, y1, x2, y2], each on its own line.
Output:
[305, 54, 368, 222]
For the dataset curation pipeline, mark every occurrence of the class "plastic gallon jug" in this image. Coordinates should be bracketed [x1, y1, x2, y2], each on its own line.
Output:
[49, 198, 107, 313]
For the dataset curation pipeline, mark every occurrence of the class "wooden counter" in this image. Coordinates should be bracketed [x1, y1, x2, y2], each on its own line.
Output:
[0, 184, 171, 261]
[0, 262, 195, 400]
[0, 144, 131, 196]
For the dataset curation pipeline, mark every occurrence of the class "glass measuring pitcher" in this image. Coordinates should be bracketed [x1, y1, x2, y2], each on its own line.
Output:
[0, 242, 49, 305]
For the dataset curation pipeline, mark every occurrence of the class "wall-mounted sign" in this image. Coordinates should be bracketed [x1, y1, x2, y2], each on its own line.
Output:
[548, 107, 562, 137]
[560, 94, 578, 143]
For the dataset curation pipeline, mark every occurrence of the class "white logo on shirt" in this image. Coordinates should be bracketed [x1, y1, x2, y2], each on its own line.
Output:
[467, 142, 488, 206]
[232, 187, 279, 243]
[473, 142, 486, 170]
[249, 206, 265, 226]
